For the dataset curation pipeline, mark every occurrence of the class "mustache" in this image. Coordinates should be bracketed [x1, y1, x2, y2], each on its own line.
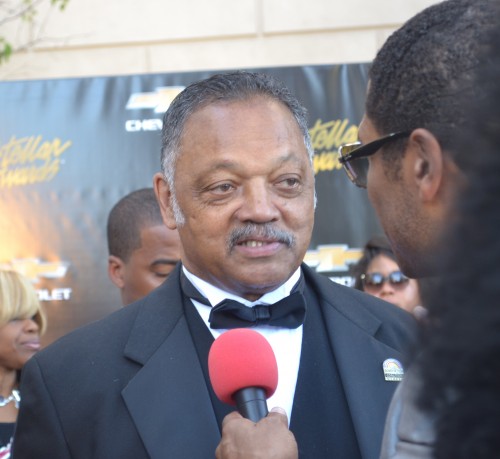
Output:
[227, 223, 296, 250]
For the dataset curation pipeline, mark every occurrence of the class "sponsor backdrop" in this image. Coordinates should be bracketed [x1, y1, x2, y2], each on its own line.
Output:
[0, 64, 382, 346]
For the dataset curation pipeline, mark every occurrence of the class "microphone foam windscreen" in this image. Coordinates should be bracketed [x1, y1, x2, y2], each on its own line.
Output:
[208, 329, 278, 405]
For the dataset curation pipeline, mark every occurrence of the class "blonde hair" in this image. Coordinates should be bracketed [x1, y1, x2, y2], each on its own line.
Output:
[0, 270, 46, 334]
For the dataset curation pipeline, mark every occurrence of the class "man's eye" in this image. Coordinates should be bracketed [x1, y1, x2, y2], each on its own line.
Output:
[210, 183, 234, 194]
[278, 177, 300, 188]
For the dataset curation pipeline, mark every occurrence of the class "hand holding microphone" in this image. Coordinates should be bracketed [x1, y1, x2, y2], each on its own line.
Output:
[210, 329, 298, 459]
[216, 408, 298, 459]
[208, 328, 278, 422]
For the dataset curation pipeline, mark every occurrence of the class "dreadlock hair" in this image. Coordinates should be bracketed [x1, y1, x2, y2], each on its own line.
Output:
[416, 11, 500, 458]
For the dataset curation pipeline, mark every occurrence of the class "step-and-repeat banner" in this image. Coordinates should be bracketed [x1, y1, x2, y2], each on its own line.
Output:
[0, 64, 382, 346]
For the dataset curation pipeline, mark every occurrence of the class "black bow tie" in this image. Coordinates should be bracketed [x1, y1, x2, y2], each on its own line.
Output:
[208, 292, 306, 329]
[180, 271, 306, 329]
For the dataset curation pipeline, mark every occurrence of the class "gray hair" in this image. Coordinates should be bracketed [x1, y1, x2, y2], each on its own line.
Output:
[160, 71, 314, 225]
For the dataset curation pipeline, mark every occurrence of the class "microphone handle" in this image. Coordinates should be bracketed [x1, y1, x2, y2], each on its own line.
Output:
[233, 387, 269, 422]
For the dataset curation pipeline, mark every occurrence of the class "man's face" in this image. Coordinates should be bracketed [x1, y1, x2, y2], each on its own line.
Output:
[358, 115, 426, 278]
[116, 224, 181, 305]
[158, 97, 315, 301]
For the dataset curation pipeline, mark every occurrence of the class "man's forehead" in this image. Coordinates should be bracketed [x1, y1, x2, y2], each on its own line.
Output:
[181, 97, 302, 146]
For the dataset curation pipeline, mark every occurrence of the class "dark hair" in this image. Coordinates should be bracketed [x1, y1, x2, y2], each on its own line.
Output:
[366, 0, 496, 177]
[417, 17, 500, 458]
[106, 188, 164, 261]
[160, 71, 313, 190]
[350, 235, 397, 290]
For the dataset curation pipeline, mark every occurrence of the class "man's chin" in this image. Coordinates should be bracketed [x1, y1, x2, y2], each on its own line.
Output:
[227, 272, 296, 300]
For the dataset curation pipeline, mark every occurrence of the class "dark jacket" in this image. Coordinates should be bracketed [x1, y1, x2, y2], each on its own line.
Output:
[13, 263, 417, 459]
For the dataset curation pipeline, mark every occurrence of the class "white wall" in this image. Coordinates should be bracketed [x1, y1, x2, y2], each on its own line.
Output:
[1, 0, 440, 81]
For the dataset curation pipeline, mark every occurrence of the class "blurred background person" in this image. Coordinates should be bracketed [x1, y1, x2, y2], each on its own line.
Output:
[106, 188, 182, 305]
[351, 235, 423, 318]
[415, 20, 500, 457]
[0, 269, 46, 457]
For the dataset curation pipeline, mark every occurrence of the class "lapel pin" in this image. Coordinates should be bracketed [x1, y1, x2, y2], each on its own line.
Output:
[382, 358, 404, 382]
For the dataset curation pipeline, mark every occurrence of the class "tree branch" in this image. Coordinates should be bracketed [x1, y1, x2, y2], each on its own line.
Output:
[0, 0, 70, 64]
[0, 0, 45, 28]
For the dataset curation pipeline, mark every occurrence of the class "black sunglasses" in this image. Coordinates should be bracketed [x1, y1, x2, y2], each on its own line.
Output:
[361, 271, 410, 290]
[338, 131, 411, 188]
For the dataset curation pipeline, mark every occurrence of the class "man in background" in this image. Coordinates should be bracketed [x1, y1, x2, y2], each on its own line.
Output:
[107, 187, 181, 305]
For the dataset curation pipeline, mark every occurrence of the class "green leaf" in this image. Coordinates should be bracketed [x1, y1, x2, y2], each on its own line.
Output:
[51, 0, 70, 10]
[0, 39, 13, 64]
[0, 0, 71, 66]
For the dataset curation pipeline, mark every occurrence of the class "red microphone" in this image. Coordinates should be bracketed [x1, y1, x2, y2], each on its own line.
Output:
[208, 329, 278, 422]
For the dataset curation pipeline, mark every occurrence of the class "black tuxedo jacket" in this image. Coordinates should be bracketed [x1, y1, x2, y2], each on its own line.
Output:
[13, 264, 416, 459]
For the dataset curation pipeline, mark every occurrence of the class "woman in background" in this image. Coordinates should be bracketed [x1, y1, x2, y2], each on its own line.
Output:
[0, 270, 45, 457]
[351, 235, 424, 319]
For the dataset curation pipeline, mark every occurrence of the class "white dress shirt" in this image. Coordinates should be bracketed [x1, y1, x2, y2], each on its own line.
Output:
[182, 266, 303, 422]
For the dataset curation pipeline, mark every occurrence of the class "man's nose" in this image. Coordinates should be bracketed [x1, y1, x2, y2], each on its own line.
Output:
[236, 182, 280, 223]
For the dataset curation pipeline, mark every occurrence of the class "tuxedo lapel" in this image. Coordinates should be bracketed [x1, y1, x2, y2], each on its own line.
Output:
[302, 265, 412, 459]
[120, 266, 220, 459]
[322, 306, 406, 459]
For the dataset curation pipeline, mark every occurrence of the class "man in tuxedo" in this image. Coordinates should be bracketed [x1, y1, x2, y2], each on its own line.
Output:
[107, 187, 181, 305]
[215, 1, 497, 458]
[13, 71, 416, 459]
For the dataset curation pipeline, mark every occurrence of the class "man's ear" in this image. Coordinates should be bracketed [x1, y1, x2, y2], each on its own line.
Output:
[153, 172, 178, 230]
[408, 128, 444, 203]
[108, 255, 125, 289]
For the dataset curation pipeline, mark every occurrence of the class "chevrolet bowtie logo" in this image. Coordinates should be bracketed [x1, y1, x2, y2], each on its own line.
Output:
[1, 258, 70, 283]
[126, 86, 185, 113]
[304, 245, 363, 273]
